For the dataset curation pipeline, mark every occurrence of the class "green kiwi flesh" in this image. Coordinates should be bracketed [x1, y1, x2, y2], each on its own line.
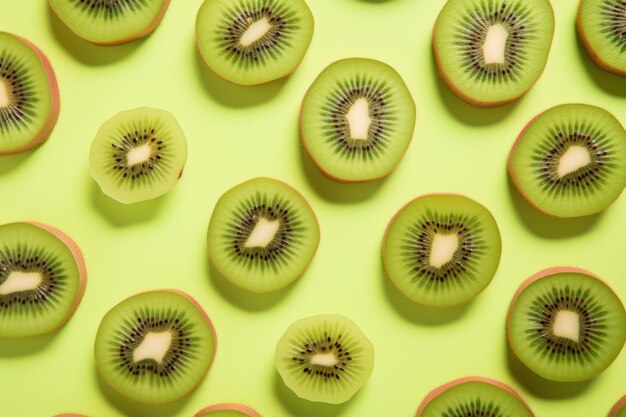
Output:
[275, 314, 374, 404]
[94, 290, 216, 404]
[194, 404, 262, 417]
[383, 194, 502, 307]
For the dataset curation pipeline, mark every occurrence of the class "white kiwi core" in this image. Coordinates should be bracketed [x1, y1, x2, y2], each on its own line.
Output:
[0, 79, 12, 108]
[245, 217, 280, 248]
[552, 310, 580, 342]
[240, 17, 272, 47]
[483, 24, 509, 64]
[126, 144, 153, 167]
[132, 331, 173, 364]
[0, 271, 43, 295]
[346, 98, 372, 141]
[310, 352, 338, 367]
[429, 233, 459, 268]
[557, 146, 591, 178]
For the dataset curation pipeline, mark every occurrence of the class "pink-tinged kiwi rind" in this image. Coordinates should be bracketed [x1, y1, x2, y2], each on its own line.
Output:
[53, 414, 89, 417]
[609, 395, 626, 417]
[194, 403, 262, 417]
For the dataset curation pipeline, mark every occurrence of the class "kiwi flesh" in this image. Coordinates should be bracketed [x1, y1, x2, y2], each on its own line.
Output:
[48, 0, 170, 46]
[300, 58, 416, 182]
[0, 33, 59, 155]
[89, 107, 188, 204]
[578, 0, 626, 77]
[383, 194, 502, 307]
[195, 404, 262, 417]
[207, 177, 319, 293]
[609, 396, 626, 417]
[0, 222, 86, 338]
[275, 314, 374, 404]
[434, 0, 555, 107]
[509, 103, 626, 218]
[94, 289, 216, 404]
[196, 0, 314, 86]
[507, 267, 626, 382]
[416, 376, 534, 417]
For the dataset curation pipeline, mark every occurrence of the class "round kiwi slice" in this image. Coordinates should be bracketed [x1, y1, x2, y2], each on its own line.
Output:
[0, 222, 86, 338]
[507, 267, 626, 382]
[207, 177, 319, 293]
[0, 32, 59, 155]
[416, 377, 534, 417]
[54, 414, 88, 417]
[89, 107, 188, 204]
[196, 0, 314, 86]
[48, 0, 170, 46]
[275, 314, 374, 404]
[195, 404, 262, 417]
[300, 58, 416, 182]
[609, 396, 626, 417]
[383, 194, 502, 307]
[433, 0, 555, 107]
[94, 290, 216, 404]
[509, 104, 626, 218]
[578, 0, 626, 77]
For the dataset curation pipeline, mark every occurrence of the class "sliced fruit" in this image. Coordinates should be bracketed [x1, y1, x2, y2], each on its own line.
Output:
[609, 395, 626, 417]
[195, 404, 262, 417]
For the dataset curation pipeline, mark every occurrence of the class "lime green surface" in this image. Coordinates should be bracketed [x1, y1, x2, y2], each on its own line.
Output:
[0, 1, 624, 416]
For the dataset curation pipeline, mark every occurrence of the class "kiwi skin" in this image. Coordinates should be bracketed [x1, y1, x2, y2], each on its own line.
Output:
[577, 4, 626, 77]
[416, 376, 535, 416]
[0, 35, 60, 156]
[609, 396, 626, 417]
[53, 414, 88, 417]
[194, 403, 262, 417]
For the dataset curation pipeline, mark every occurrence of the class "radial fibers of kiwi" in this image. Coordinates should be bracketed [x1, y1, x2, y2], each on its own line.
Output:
[194, 404, 262, 417]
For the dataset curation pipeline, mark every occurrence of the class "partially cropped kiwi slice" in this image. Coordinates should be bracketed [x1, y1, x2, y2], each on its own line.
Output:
[416, 377, 534, 417]
[196, 0, 314, 85]
[195, 404, 262, 417]
[54, 414, 89, 417]
[509, 104, 626, 218]
[275, 314, 374, 404]
[578, 0, 626, 76]
[0, 33, 59, 155]
[383, 194, 502, 307]
[300, 58, 416, 182]
[94, 290, 216, 404]
[507, 267, 626, 382]
[434, 0, 555, 107]
[207, 178, 319, 293]
[48, 0, 170, 45]
[89, 107, 188, 204]
[609, 396, 626, 417]
[0, 222, 86, 338]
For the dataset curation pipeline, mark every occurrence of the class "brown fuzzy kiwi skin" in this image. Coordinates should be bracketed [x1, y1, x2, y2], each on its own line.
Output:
[48, 0, 170, 46]
[381, 193, 502, 307]
[194, 403, 262, 417]
[0, 35, 60, 156]
[609, 395, 626, 417]
[415, 376, 534, 416]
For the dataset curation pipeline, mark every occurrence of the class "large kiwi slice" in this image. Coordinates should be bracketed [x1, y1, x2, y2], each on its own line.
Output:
[509, 104, 626, 218]
[275, 314, 374, 404]
[383, 194, 502, 307]
[434, 0, 555, 107]
[507, 267, 626, 382]
[300, 58, 416, 182]
[195, 404, 262, 417]
[48, 0, 170, 45]
[94, 290, 216, 404]
[416, 377, 534, 417]
[578, 0, 626, 76]
[196, 0, 314, 85]
[610, 396, 626, 417]
[89, 107, 188, 204]
[207, 177, 319, 293]
[0, 33, 59, 155]
[0, 222, 86, 338]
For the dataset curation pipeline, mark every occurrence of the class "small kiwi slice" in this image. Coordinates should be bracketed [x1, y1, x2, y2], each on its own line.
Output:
[94, 290, 216, 404]
[0, 222, 86, 338]
[300, 58, 416, 182]
[195, 404, 262, 417]
[48, 0, 170, 46]
[507, 267, 626, 382]
[383, 194, 502, 307]
[433, 0, 555, 107]
[609, 396, 626, 417]
[578, 0, 626, 76]
[89, 107, 188, 204]
[54, 414, 88, 417]
[275, 314, 374, 404]
[416, 377, 534, 417]
[509, 104, 626, 218]
[196, 0, 314, 86]
[0, 32, 59, 155]
[207, 177, 319, 293]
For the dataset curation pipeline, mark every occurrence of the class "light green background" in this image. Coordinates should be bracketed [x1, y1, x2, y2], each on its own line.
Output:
[0, 1, 624, 416]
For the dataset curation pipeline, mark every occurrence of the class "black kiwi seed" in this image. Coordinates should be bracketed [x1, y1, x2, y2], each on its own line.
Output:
[109, 129, 165, 182]
[290, 332, 352, 382]
[601, 0, 626, 47]
[444, 400, 503, 417]
[0, 55, 35, 133]
[75, 0, 147, 17]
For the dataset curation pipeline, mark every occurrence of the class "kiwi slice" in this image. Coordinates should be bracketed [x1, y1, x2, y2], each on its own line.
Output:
[609, 396, 626, 417]
[578, 0, 626, 77]
[195, 404, 262, 417]
[416, 377, 534, 417]
[48, 0, 170, 45]
[507, 267, 626, 382]
[0, 33, 59, 155]
[89, 107, 188, 204]
[94, 290, 216, 404]
[300, 58, 416, 182]
[275, 314, 374, 404]
[54, 414, 88, 417]
[433, 0, 555, 107]
[383, 194, 502, 307]
[196, 0, 314, 85]
[509, 104, 626, 218]
[207, 177, 319, 293]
